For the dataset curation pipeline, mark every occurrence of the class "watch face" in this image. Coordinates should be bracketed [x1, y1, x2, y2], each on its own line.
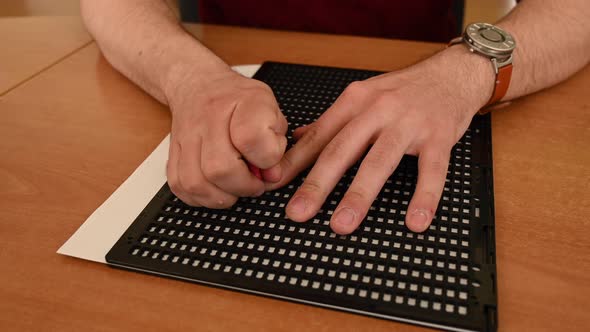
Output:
[464, 23, 515, 57]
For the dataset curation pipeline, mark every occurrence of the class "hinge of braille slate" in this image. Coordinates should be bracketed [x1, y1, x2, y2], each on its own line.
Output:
[471, 114, 493, 169]
[472, 264, 498, 331]
[485, 305, 498, 332]
[472, 167, 495, 226]
[483, 226, 496, 264]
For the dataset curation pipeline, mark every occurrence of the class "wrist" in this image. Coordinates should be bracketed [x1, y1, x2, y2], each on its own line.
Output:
[424, 44, 497, 116]
[160, 35, 232, 111]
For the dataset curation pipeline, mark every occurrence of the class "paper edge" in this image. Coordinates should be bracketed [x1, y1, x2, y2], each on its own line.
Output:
[57, 64, 261, 263]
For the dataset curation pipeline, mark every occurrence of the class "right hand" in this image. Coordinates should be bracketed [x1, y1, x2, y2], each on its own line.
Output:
[166, 68, 288, 208]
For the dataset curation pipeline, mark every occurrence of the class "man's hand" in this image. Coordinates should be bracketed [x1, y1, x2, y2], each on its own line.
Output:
[265, 46, 492, 234]
[167, 69, 288, 208]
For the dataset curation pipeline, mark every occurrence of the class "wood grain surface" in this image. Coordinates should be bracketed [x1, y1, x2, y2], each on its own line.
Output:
[0, 21, 588, 332]
[0, 16, 91, 95]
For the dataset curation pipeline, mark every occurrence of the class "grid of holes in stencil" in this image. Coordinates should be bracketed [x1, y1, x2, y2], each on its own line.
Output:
[130, 171, 473, 317]
[266, 66, 378, 141]
[130, 200, 470, 315]
[127, 63, 481, 316]
[437, 128, 476, 226]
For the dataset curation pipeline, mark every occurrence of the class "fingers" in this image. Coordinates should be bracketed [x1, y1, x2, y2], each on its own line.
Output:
[285, 113, 378, 223]
[329, 131, 409, 235]
[405, 144, 451, 232]
[230, 94, 288, 169]
[167, 138, 200, 206]
[260, 123, 313, 184]
[292, 124, 312, 141]
[201, 112, 265, 197]
[172, 135, 238, 208]
[262, 121, 330, 190]
[264, 83, 371, 190]
[260, 163, 282, 183]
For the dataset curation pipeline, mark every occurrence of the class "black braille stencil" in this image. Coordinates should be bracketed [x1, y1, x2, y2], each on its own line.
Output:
[107, 62, 497, 332]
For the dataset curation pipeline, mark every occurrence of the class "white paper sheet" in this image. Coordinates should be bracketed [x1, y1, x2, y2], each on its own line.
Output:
[57, 64, 261, 263]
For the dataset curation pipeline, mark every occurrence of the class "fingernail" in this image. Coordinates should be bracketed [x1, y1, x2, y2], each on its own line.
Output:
[288, 196, 307, 216]
[333, 208, 356, 226]
[410, 209, 430, 230]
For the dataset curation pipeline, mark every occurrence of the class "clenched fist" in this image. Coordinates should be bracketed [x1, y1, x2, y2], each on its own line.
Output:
[166, 69, 288, 208]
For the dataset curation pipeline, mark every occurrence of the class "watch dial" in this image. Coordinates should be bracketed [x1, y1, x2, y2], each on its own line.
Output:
[465, 23, 515, 55]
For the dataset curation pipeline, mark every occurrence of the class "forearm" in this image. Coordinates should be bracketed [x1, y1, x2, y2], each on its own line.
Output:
[80, 0, 229, 105]
[423, 0, 590, 113]
[497, 0, 590, 100]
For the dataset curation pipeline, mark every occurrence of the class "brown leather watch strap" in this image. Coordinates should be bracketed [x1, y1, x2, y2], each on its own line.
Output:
[479, 63, 513, 114]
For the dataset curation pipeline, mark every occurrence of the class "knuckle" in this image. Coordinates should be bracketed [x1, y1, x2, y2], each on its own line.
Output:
[428, 159, 448, 174]
[178, 171, 206, 197]
[344, 188, 369, 205]
[201, 94, 216, 107]
[372, 91, 408, 119]
[281, 152, 295, 171]
[364, 146, 390, 170]
[372, 92, 399, 115]
[429, 132, 455, 148]
[373, 91, 392, 107]
[244, 81, 276, 100]
[278, 113, 289, 134]
[423, 148, 451, 173]
[168, 179, 182, 196]
[364, 133, 404, 170]
[177, 194, 199, 207]
[343, 81, 370, 100]
[296, 123, 322, 147]
[183, 179, 205, 197]
[250, 144, 283, 170]
[251, 80, 273, 93]
[262, 85, 275, 97]
[299, 178, 325, 197]
[382, 131, 405, 150]
[318, 135, 347, 162]
[232, 129, 259, 154]
[267, 143, 285, 164]
[202, 158, 237, 182]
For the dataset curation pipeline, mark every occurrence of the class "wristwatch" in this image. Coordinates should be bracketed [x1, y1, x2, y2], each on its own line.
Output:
[449, 23, 516, 113]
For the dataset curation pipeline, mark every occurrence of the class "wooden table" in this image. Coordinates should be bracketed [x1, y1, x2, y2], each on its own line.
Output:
[0, 16, 91, 95]
[1, 17, 589, 332]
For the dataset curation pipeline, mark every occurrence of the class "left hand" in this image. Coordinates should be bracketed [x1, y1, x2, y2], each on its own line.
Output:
[263, 46, 492, 234]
